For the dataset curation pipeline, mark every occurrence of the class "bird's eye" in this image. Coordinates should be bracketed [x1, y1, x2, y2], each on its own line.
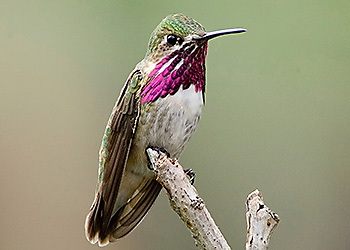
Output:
[166, 34, 178, 46]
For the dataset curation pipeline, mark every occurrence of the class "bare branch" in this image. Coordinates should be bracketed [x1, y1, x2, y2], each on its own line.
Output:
[146, 149, 280, 250]
[146, 148, 231, 250]
[245, 189, 280, 250]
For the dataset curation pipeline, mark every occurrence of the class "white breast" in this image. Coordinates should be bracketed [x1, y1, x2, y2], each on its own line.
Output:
[136, 84, 204, 158]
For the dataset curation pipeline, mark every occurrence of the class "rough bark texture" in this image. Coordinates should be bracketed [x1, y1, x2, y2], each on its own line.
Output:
[146, 148, 231, 250]
[146, 149, 280, 250]
[245, 189, 280, 250]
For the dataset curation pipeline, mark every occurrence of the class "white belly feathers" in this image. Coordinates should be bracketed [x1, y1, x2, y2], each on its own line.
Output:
[136, 84, 203, 158]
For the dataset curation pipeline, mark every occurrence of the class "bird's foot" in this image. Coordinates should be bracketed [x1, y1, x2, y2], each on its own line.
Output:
[184, 168, 196, 185]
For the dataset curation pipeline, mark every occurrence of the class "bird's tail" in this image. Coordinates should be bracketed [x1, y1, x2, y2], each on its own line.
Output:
[85, 180, 162, 246]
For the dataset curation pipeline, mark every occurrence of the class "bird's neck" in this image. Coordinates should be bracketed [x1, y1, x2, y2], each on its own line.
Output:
[140, 43, 208, 104]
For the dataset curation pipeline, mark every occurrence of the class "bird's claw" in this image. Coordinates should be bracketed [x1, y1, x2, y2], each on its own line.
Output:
[184, 168, 196, 185]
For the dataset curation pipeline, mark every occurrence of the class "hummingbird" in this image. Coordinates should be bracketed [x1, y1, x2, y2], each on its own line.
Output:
[85, 13, 245, 246]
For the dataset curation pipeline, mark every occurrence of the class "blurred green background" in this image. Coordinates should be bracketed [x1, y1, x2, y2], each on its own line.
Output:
[1, 1, 349, 249]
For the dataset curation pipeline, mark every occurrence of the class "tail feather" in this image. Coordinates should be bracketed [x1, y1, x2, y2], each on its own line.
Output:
[112, 180, 162, 239]
[84, 191, 108, 246]
[85, 180, 162, 246]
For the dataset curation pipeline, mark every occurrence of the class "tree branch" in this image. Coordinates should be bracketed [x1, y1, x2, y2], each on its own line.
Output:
[146, 148, 231, 250]
[146, 148, 280, 250]
[245, 189, 280, 250]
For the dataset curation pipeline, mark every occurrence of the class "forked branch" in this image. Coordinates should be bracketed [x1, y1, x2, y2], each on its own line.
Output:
[146, 148, 280, 250]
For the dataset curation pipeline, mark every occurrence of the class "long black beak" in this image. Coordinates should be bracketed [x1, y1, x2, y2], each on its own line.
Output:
[193, 28, 246, 41]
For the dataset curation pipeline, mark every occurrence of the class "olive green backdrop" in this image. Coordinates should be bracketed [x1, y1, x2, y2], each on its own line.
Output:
[1, 1, 349, 249]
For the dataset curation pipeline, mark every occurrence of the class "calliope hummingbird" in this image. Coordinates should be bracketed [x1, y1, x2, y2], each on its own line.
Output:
[85, 13, 245, 246]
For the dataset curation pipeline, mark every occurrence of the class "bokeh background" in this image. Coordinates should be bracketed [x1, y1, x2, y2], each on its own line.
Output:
[1, 1, 349, 249]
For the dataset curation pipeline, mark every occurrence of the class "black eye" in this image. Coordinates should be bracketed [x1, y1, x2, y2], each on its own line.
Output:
[166, 34, 178, 46]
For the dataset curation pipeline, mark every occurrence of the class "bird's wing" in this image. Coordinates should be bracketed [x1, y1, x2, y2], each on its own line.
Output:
[85, 69, 142, 245]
